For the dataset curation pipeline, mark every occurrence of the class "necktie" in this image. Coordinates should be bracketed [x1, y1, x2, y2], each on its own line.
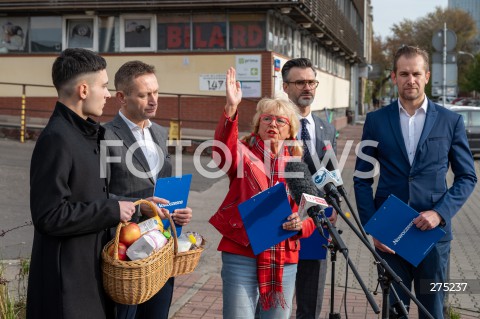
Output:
[301, 118, 311, 157]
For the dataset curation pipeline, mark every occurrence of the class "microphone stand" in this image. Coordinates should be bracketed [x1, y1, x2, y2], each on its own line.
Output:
[338, 186, 408, 318]
[307, 206, 380, 318]
[323, 187, 434, 319]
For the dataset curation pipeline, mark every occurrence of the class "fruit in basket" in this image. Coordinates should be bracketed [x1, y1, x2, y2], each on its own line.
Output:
[119, 222, 141, 247]
[108, 242, 128, 261]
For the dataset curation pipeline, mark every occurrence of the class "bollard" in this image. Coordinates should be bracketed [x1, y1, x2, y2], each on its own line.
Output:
[20, 91, 26, 143]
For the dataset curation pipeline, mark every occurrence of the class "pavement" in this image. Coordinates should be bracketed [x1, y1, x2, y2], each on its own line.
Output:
[1, 117, 480, 318]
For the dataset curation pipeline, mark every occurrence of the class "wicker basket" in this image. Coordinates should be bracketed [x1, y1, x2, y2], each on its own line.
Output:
[170, 222, 205, 277]
[101, 199, 174, 305]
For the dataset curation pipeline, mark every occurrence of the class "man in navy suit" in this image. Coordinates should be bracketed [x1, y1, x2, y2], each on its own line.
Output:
[354, 45, 477, 318]
[282, 58, 337, 319]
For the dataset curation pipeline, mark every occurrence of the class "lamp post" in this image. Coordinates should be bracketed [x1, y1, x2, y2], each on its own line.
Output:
[458, 50, 475, 60]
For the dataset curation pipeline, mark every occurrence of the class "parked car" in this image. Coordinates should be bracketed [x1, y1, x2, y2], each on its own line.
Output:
[449, 106, 480, 155]
[435, 96, 456, 104]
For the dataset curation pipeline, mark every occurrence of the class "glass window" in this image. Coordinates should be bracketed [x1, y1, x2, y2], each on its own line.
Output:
[63, 16, 98, 51]
[285, 25, 293, 57]
[157, 14, 190, 51]
[229, 14, 265, 50]
[293, 30, 301, 58]
[471, 111, 480, 126]
[266, 11, 274, 51]
[192, 14, 226, 50]
[30, 16, 62, 53]
[98, 16, 117, 53]
[120, 14, 156, 52]
[319, 47, 326, 70]
[0, 17, 29, 53]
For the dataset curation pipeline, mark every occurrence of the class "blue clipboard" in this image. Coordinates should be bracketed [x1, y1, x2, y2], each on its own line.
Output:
[153, 174, 192, 236]
[299, 207, 332, 260]
[238, 183, 296, 255]
[364, 194, 446, 266]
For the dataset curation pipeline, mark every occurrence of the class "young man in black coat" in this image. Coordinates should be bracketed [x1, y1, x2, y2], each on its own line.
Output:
[27, 48, 139, 319]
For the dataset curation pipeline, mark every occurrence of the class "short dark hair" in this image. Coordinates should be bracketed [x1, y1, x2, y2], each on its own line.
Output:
[114, 60, 156, 94]
[51, 48, 107, 92]
[281, 58, 317, 82]
[393, 45, 430, 73]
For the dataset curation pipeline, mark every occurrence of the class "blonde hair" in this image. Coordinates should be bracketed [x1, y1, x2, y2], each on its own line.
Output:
[242, 97, 303, 157]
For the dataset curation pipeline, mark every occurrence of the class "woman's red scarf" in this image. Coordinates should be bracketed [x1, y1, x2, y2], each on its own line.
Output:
[248, 134, 291, 310]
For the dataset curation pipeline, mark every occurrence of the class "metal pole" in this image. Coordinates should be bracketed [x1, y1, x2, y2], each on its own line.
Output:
[442, 23, 447, 107]
[20, 85, 26, 143]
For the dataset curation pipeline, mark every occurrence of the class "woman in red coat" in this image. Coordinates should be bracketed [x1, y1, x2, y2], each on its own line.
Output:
[209, 67, 316, 319]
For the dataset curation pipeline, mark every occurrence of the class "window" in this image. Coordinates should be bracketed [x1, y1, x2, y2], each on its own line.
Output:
[0, 17, 29, 53]
[472, 111, 480, 126]
[98, 16, 117, 53]
[63, 16, 98, 51]
[157, 14, 191, 51]
[192, 14, 226, 50]
[120, 14, 156, 52]
[30, 16, 62, 53]
[229, 14, 266, 50]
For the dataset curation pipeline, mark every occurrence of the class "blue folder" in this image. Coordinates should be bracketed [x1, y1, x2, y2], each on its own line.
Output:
[238, 183, 296, 255]
[299, 207, 332, 260]
[153, 174, 192, 236]
[364, 195, 446, 267]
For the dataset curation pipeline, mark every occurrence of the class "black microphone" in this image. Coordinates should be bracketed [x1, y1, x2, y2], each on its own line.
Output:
[284, 161, 319, 206]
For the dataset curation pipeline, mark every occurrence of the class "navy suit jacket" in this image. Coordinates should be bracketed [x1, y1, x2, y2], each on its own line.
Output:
[354, 100, 477, 241]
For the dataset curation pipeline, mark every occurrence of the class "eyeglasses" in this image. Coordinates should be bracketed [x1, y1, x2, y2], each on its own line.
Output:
[259, 114, 290, 127]
[286, 80, 319, 90]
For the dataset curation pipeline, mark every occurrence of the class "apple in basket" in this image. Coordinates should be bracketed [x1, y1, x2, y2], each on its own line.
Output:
[108, 242, 128, 261]
[119, 222, 141, 247]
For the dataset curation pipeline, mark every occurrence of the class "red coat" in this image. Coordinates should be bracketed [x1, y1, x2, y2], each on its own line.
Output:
[209, 112, 315, 263]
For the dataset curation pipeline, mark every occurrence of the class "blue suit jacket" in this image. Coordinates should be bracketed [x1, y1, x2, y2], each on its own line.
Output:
[353, 100, 477, 241]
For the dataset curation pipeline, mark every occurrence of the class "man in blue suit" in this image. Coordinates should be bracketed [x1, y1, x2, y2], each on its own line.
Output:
[354, 45, 477, 318]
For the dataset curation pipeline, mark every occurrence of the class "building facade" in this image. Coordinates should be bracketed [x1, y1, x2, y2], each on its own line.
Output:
[449, 0, 480, 52]
[0, 0, 372, 134]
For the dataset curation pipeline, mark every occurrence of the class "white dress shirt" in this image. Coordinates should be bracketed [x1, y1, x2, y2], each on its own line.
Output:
[398, 97, 428, 165]
[119, 111, 160, 181]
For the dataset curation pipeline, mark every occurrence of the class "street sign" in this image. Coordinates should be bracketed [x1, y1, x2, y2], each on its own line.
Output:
[431, 63, 457, 87]
[432, 29, 457, 52]
[432, 52, 457, 64]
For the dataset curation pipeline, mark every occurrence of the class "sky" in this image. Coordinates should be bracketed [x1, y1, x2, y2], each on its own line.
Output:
[372, 0, 448, 39]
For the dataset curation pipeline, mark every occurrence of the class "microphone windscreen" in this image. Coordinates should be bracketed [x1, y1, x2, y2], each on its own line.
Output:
[285, 161, 320, 205]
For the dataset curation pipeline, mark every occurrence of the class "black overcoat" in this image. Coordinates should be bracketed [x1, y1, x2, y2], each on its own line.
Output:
[27, 102, 120, 319]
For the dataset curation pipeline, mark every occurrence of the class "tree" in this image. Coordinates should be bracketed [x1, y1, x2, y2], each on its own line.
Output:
[463, 54, 480, 95]
[371, 7, 477, 97]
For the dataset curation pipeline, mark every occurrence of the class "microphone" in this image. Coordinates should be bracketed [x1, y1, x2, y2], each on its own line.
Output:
[284, 161, 334, 231]
[298, 193, 329, 220]
[325, 168, 369, 240]
[329, 169, 348, 198]
[311, 167, 341, 203]
[284, 161, 319, 207]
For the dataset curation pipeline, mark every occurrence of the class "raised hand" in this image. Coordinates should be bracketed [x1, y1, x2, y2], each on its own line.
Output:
[225, 67, 242, 118]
